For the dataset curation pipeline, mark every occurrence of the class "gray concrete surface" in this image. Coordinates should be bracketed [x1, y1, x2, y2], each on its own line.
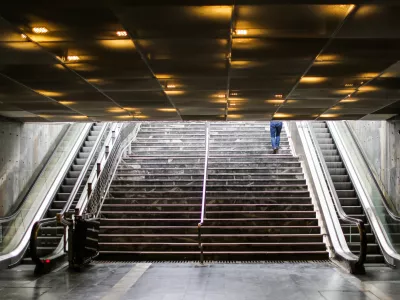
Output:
[348, 120, 400, 212]
[1, 262, 399, 299]
[0, 122, 68, 216]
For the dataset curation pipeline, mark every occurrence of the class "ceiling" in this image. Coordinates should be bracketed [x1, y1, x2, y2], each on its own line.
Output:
[0, 0, 400, 122]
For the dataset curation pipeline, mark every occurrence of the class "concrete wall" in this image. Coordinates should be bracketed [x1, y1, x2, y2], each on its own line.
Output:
[348, 120, 400, 212]
[0, 122, 69, 216]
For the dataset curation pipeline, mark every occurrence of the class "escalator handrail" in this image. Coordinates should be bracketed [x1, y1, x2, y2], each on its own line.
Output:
[307, 122, 367, 269]
[30, 123, 109, 264]
[344, 121, 400, 221]
[0, 124, 70, 224]
[328, 121, 400, 266]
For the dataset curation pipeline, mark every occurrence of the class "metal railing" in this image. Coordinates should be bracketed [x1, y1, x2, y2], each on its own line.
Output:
[198, 122, 210, 264]
[75, 123, 124, 216]
[30, 123, 109, 268]
[308, 122, 367, 272]
[86, 123, 141, 216]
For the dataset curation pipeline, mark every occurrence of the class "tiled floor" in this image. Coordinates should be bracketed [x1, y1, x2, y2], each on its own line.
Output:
[0, 262, 399, 299]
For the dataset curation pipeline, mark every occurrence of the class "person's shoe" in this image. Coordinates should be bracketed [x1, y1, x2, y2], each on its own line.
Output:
[273, 149, 278, 154]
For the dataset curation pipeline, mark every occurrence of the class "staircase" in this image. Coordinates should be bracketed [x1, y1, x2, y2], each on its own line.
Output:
[99, 122, 328, 261]
[311, 121, 384, 264]
[100, 122, 206, 260]
[36, 123, 103, 257]
[202, 122, 327, 260]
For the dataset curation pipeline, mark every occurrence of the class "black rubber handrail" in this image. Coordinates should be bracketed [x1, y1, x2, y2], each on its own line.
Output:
[0, 125, 70, 224]
[308, 122, 367, 273]
[198, 122, 210, 264]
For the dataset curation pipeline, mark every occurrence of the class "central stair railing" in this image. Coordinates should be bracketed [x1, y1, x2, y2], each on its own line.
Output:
[198, 122, 210, 264]
[307, 122, 367, 273]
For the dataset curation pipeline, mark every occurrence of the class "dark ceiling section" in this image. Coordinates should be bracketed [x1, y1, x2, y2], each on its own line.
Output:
[0, 1, 399, 121]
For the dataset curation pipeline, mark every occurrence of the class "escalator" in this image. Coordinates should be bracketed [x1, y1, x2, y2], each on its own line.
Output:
[311, 121, 384, 265]
[0, 122, 111, 269]
[34, 123, 104, 258]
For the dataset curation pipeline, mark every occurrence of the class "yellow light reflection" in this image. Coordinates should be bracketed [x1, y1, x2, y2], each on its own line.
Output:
[231, 61, 251, 67]
[135, 115, 148, 119]
[70, 115, 88, 119]
[266, 100, 285, 105]
[228, 114, 242, 119]
[209, 99, 227, 104]
[358, 86, 380, 92]
[274, 113, 293, 118]
[320, 114, 339, 118]
[38, 114, 53, 119]
[316, 54, 341, 61]
[156, 74, 173, 79]
[189, 6, 232, 20]
[300, 77, 328, 84]
[340, 98, 359, 103]
[358, 72, 380, 78]
[87, 78, 105, 84]
[35, 90, 64, 97]
[58, 101, 76, 105]
[165, 90, 185, 96]
[157, 108, 177, 112]
[107, 107, 126, 113]
[116, 115, 134, 119]
[331, 106, 342, 111]
[98, 40, 134, 49]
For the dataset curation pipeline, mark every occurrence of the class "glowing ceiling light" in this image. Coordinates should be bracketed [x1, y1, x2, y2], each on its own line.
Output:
[21, 34, 27, 39]
[116, 31, 128, 37]
[166, 84, 176, 89]
[35, 90, 64, 97]
[275, 94, 283, 99]
[32, 27, 48, 34]
[67, 55, 80, 61]
[345, 83, 354, 87]
[216, 94, 226, 98]
[235, 29, 248, 35]
[107, 107, 125, 113]
[230, 92, 238, 96]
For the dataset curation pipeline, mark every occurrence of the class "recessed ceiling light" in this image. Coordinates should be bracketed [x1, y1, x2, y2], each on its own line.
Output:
[235, 29, 248, 35]
[21, 34, 27, 39]
[275, 94, 283, 98]
[217, 94, 226, 98]
[360, 81, 364, 84]
[166, 84, 176, 89]
[345, 83, 354, 87]
[116, 31, 128, 37]
[67, 55, 80, 61]
[230, 92, 238, 96]
[32, 27, 48, 34]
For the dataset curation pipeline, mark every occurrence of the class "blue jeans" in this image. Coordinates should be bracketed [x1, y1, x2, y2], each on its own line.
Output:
[270, 121, 283, 150]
